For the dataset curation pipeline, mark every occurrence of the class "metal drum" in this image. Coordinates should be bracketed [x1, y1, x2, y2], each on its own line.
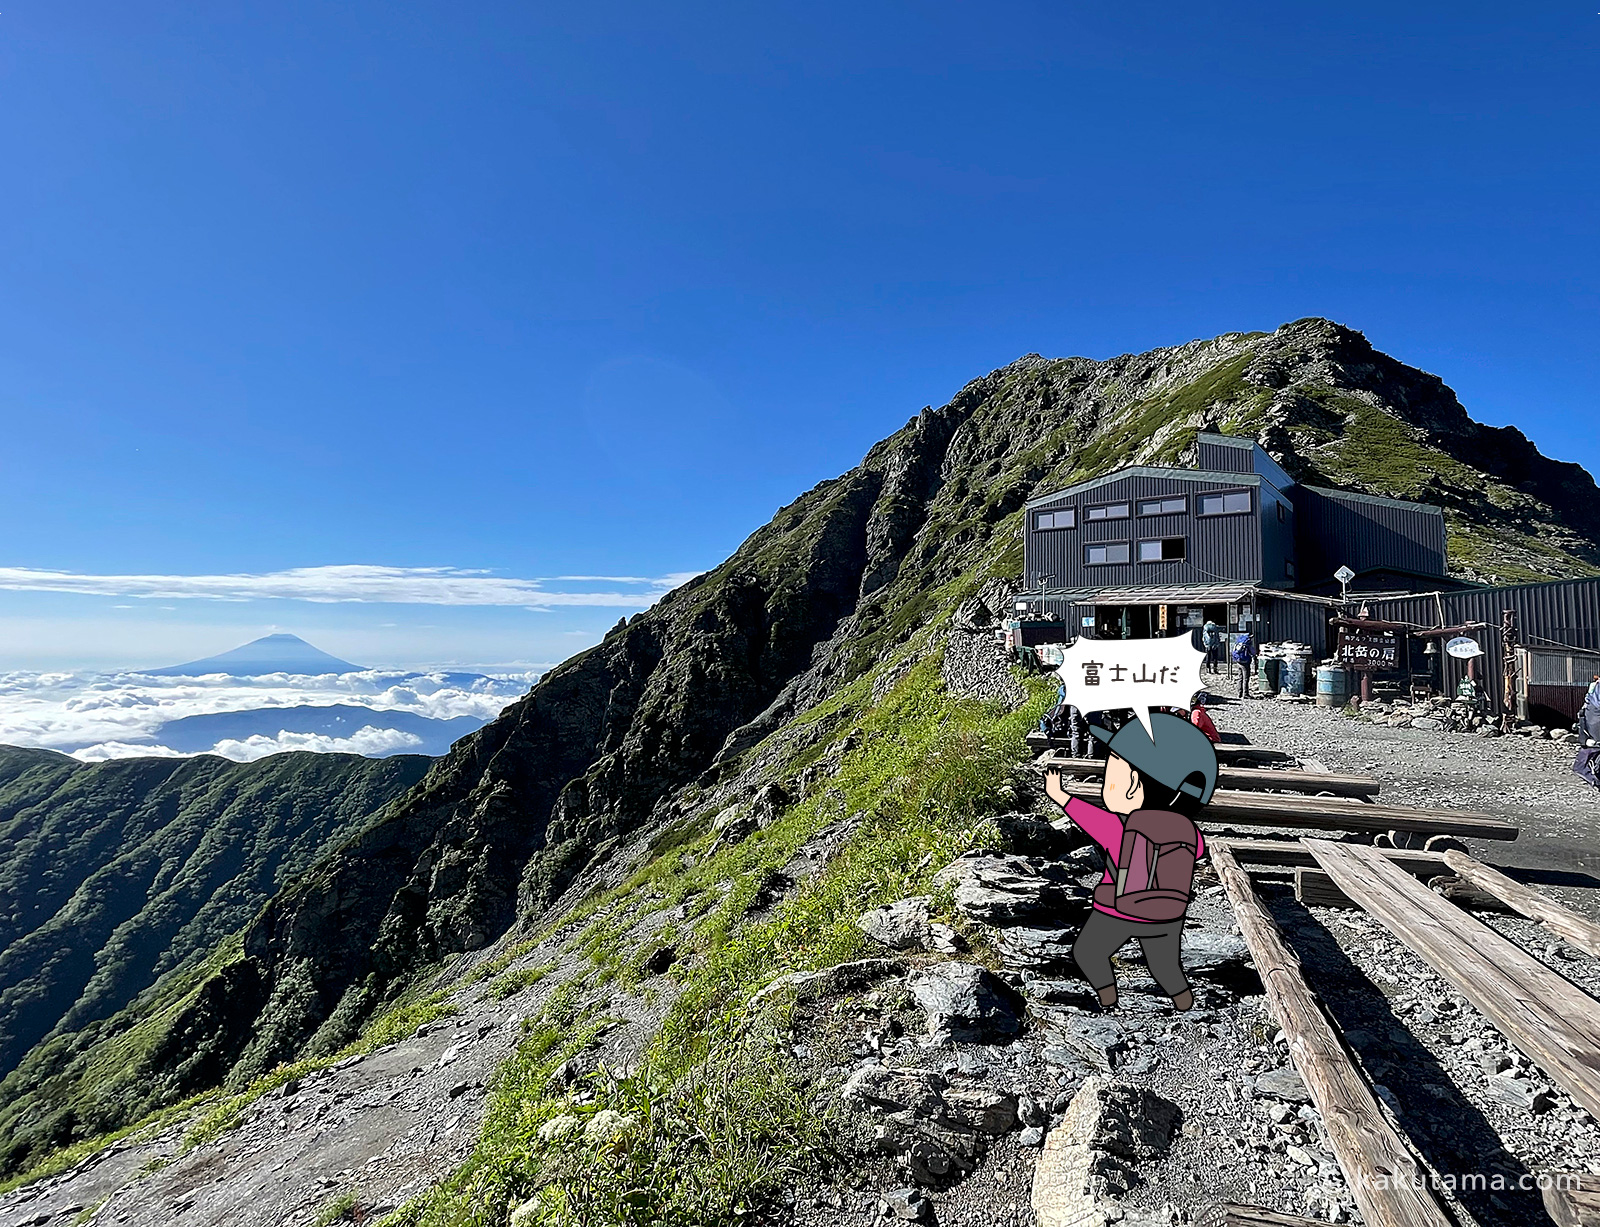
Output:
[1280, 653, 1310, 695]
[1316, 663, 1351, 707]
[1255, 656, 1281, 695]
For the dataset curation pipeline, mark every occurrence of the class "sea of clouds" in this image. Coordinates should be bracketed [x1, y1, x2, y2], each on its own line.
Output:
[0, 667, 537, 763]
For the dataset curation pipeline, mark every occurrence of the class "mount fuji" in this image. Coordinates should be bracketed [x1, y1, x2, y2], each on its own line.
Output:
[138, 633, 364, 677]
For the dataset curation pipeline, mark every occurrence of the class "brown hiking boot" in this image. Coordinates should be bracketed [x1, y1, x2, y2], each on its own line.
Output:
[1171, 988, 1194, 1012]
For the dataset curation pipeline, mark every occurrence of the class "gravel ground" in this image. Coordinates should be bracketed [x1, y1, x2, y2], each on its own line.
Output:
[1205, 680, 1600, 921]
[1272, 896, 1600, 1227]
[786, 686, 1600, 1227]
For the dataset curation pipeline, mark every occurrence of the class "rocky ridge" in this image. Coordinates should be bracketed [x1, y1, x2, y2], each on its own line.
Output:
[4, 652, 1599, 1226]
[161, 320, 1600, 1107]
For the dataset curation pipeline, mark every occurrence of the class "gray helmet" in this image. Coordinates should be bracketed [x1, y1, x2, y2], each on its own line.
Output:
[1090, 712, 1218, 804]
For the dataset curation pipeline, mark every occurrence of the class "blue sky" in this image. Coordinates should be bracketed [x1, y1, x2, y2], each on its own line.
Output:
[2, 2, 1596, 670]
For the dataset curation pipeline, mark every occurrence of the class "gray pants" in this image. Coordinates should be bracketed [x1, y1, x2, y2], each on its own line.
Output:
[1073, 910, 1190, 998]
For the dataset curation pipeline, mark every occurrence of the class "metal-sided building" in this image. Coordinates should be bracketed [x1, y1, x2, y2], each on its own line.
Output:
[1014, 431, 1451, 652]
[1359, 577, 1600, 723]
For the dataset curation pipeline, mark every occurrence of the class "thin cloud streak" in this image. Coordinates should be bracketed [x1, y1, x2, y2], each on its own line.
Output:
[0, 565, 701, 608]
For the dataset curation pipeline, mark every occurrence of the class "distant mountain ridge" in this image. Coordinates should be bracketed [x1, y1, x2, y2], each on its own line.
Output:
[0, 745, 429, 1169]
[140, 633, 363, 677]
[153, 705, 487, 757]
[194, 319, 1600, 1092]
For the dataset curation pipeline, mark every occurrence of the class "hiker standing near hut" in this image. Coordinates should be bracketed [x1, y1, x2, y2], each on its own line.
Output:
[1584, 674, 1600, 745]
[1232, 630, 1257, 698]
[1043, 712, 1218, 1013]
[1202, 619, 1223, 673]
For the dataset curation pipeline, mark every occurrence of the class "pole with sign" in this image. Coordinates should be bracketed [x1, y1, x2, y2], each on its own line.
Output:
[1447, 635, 1485, 697]
[1334, 564, 1355, 604]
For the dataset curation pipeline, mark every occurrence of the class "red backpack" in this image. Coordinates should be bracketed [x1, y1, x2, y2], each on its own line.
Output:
[1093, 809, 1199, 921]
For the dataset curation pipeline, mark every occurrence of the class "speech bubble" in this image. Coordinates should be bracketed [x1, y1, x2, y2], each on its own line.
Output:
[1054, 633, 1208, 739]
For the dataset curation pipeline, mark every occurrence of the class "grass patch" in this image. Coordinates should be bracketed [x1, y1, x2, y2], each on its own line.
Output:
[382, 650, 1050, 1226]
[489, 962, 557, 1002]
[380, 1003, 821, 1227]
[315, 1191, 360, 1225]
[465, 940, 541, 987]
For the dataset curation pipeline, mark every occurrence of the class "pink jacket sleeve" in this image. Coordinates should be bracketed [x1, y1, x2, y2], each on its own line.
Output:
[1063, 797, 1126, 862]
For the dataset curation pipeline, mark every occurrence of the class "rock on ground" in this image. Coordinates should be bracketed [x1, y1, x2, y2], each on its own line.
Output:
[1031, 1077, 1180, 1227]
[858, 896, 962, 953]
[908, 963, 1024, 1045]
[937, 853, 1085, 926]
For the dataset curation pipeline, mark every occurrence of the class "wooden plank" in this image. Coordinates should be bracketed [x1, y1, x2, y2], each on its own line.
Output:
[1542, 1174, 1600, 1227]
[1038, 754, 1380, 798]
[1211, 837, 1447, 876]
[1210, 846, 1453, 1227]
[1222, 1208, 1339, 1227]
[1293, 868, 1510, 912]
[1213, 745, 1298, 766]
[1441, 850, 1600, 958]
[1024, 731, 1293, 764]
[1296, 868, 1355, 909]
[1306, 840, 1600, 1122]
[1053, 778, 1519, 841]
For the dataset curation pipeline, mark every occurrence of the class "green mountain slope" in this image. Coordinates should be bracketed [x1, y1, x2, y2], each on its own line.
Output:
[6, 318, 1597, 1189]
[0, 746, 428, 1171]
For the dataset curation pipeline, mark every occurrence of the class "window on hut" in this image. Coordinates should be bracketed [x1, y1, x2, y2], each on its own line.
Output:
[1034, 508, 1076, 530]
[1137, 497, 1187, 516]
[1138, 538, 1186, 562]
[1198, 490, 1253, 516]
[1086, 503, 1130, 521]
[1086, 543, 1131, 565]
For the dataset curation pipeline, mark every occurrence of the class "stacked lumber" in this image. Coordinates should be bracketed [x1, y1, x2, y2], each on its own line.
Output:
[1025, 730, 1292, 765]
[1306, 840, 1600, 1123]
[1211, 846, 1455, 1227]
[1049, 776, 1519, 841]
[1038, 754, 1380, 798]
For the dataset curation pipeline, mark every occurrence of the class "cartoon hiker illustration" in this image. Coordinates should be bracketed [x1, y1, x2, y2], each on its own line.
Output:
[1043, 711, 1218, 1012]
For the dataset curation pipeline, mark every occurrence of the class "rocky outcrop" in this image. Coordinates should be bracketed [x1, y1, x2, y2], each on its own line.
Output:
[936, 852, 1085, 925]
[842, 1064, 1019, 1186]
[1031, 1077, 1181, 1227]
[857, 898, 962, 954]
[750, 959, 908, 1009]
[907, 963, 1024, 1045]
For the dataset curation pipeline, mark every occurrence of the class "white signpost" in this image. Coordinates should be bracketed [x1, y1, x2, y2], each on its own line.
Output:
[1446, 636, 1484, 660]
[1335, 564, 1355, 602]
